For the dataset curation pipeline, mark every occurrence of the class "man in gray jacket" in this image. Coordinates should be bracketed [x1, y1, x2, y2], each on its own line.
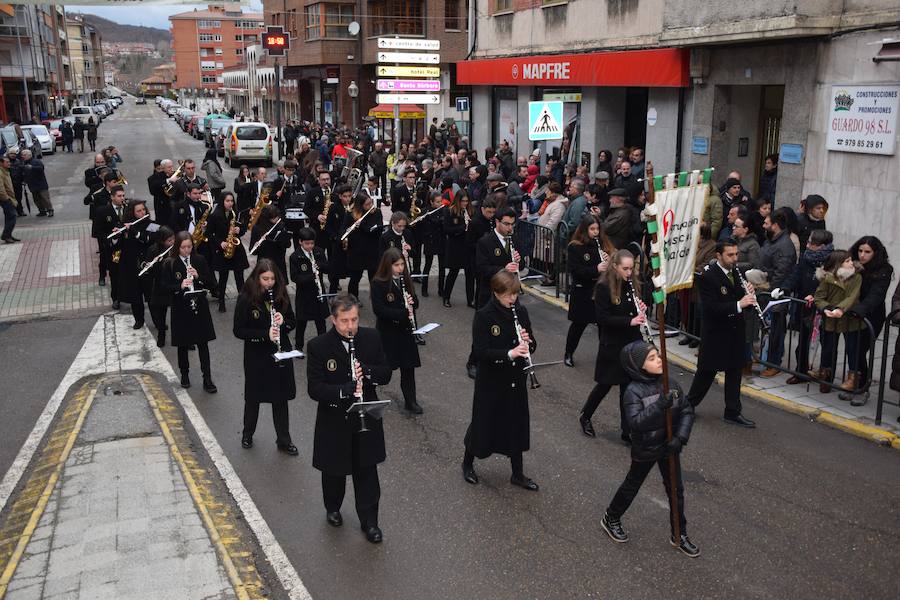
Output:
[757, 210, 797, 376]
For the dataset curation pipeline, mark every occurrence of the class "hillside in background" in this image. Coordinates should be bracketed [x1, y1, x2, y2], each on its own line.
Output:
[73, 13, 171, 44]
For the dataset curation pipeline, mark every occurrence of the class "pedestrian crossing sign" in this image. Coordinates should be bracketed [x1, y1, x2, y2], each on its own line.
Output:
[528, 101, 563, 141]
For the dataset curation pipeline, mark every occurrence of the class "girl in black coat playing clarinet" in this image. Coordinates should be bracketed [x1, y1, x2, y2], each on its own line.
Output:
[233, 258, 299, 455]
[250, 204, 290, 279]
[579, 249, 645, 442]
[371, 247, 422, 414]
[565, 214, 615, 367]
[289, 227, 330, 355]
[207, 191, 249, 312]
[163, 231, 217, 392]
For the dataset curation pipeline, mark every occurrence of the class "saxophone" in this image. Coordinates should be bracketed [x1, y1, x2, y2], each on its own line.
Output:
[248, 185, 271, 231]
[163, 160, 184, 197]
[191, 194, 212, 246]
[223, 211, 240, 259]
[320, 186, 332, 231]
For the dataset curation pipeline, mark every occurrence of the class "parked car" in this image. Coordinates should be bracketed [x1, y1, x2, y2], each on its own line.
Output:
[136, 97, 147, 105]
[92, 103, 109, 118]
[194, 118, 206, 140]
[46, 119, 64, 147]
[205, 117, 233, 149]
[224, 122, 272, 167]
[187, 114, 201, 136]
[70, 105, 100, 124]
[21, 124, 55, 155]
[0, 126, 38, 157]
[166, 104, 182, 117]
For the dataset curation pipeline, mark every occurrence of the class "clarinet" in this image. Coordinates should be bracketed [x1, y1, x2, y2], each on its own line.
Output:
[398, 276, 417, 332]
[735, 267, 769, 332]
[185, 255, 198, 315]
[348, 334, 368, 433]
[268, 288, 285, 365]
[595, 237, 610, 264]
[308, 249, 324, 300]
[510, 303, 540, 390]
[626, 278, 654, 344]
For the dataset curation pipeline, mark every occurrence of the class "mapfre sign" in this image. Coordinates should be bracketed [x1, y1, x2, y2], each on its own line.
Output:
[458, 48, 689, 88]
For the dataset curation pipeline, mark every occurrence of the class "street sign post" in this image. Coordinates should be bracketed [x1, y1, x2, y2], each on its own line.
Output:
[374, 38, 442, 144]
[528, 101, 564, 141]
[376, 66, 441, 78]
[455, 97, 469, 112]
[377, 51, 440, 64]
[377, 38, 440, 51]
[377, 79, 441, 92]
[378, 93, 441, 105]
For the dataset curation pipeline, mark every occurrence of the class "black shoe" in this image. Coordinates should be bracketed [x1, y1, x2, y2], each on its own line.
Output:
[467, 302, 476, 309]
[421, 288, 429, 297]
[99, 277, 106, 287]
[241, 435, 253, 449]
[210, 289, 219, 299]
[671, 534, 700, 558]
[462, 464, 478, 485]
[277, 443, 299, 456]
[2, 238, 13, 244]
[156, 333, 166, 348]
[579, 415, 596, 437]
[203, 377, 217, 393]
[405, 400, 423, 415]
[9, 236, 20, 242]
[688, 339, 700, 349]
[218, 301, 226, 313]
[620, 432, 632, 445]
[180, 372, 191, 388]
[47, 210, 54, 217]
[442, 298, 451, 308]
[132, 321, 144, 330]
[510, 474, 539, 491]
[362, 525, 383, 544]
[112, 301, 120, 310]
[415, 334, 426, 346]
[601, 513, 628, 543]
[723, 414, 756, 428]
[326, 511, 343, 527]
[678, 336, 690, 346]
[36, 211, 47, 217]
[564, 354, 574, 368]
[466, 363, 477, 380]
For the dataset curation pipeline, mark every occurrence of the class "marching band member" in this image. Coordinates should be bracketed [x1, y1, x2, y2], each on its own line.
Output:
[273, 159, 301, 216]
[167, 158, 207, 204]
[94, 185, 127, 308]
[116, 199, 155, 329]
[233, 258, 299, 455]
[88, 172, 116, 287]
[442, 190, 475, 308]
[390, 168, 418, 216]
[233, 164, 253, 213]
[579, 249, 644, 442]
[371, 247, 422, 414]
[474, 203, 515, 309]
[162, 231, 217, 393]
[343, 193, 382, 301]
[378, 211, 411, 259]
[146, 225, 175, 347]
[206, 191, 248, 312]
[324, 184, 352, 294]
[565, 215, 615, 367]
[462, 271, 539, 491]
[306, 170, 333, 251]
[289, 227, 330, 355]
[416, 191, 445, 298]
[147, 159, 172, 225]
[307, 293, 392, 544]
[249, 204, 290, 279]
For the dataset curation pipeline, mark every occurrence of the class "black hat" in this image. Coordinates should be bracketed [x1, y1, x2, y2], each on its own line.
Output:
[608, 187, 628, 197]
[620, 340, 656, 381]
[724, 177, 741, 190]
[803, 194, 829, 211]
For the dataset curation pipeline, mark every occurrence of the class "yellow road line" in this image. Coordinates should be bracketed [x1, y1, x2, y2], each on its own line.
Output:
[0, 382, 97, 598]
[138, 375, 265, 600]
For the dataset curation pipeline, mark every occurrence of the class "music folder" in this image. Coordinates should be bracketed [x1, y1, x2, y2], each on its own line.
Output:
[274, 350, 303, 361]
[412, 322, 441, 335]
[346, 400, 390, 420]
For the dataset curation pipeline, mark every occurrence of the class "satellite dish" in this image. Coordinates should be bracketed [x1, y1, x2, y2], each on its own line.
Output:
[348, 21, 360, 36]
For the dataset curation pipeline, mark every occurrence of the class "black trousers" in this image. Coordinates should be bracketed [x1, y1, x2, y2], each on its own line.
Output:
[463, 449, 524, 478]
[375, 173, 388, 202]
[322, 466, 380, 528]
[565, 322, 589, 356]
[444, 266, 474, 304]
[582, 383, 630, 436]
[217, 268, 245, 300]
[177, 342, 211, 377]
[150, 305, 168, 334]
[687, 367, 743, 418]
[243, 400, 291, 445]
[607, 456, 686, 537]
[131, 294, 146, 324]
[296, 318, 326, 350]
[399, 366, 417, 406]
[348, 268, 373, 300]
[421, 252, 444, 295]
[98, 239, 110, 280]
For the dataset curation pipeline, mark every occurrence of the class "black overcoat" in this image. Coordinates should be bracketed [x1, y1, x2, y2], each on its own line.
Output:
[464, 298, 537, 458]
[145, 242, 171, 308]
[307, 327, 392, 476]
[593, 280, 642, 385]
[249, 221, 290, 278]
[443, 209, 470, 269]
[416, 207, 445, 256]
[232, 293, 297, 404]
[206, 207, 249, 271]
[289, 247, 330, 321]
[343, 211, 382, 272]
[567, 242, 601, 324]
[371, 278, 421, 369]
[325, 203, 348, 278]
[117, 219, 154, 304]
[695, 262, 746, 372]
[475, 231, 513, 307]
[162, 253, 217, 347]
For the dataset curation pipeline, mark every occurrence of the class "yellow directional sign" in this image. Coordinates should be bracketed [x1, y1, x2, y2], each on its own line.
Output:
[376, 66, 440, 78]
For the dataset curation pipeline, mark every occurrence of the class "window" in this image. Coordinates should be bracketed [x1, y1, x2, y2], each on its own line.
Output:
[214, 48, 223, 55]
[197, 19, 221, 28]
[235, 34, 242, 41]
[445, 0, 461, 30]
[201, 75, 217, 84]
[370, 0, 423, 36]
[216, 62, 223, 69]
[200, 48, 209, 57]
[201, 61, 216, 71]
[236, 20, 263, 29]
[494, 0, 511, 12]
[198, 33, 222, 42]
[305, 4, 353, 40]
[235, 48, 243, 55]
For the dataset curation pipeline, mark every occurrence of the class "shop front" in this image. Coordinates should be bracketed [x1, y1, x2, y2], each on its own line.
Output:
[368, 103, 425, 144]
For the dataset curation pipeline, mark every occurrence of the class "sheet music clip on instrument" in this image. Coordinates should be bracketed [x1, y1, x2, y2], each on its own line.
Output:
[285, 208, 307, 221]
[273, 350, 303, 361]
[146, 223, 161, 233]
[346, 400, 390, 420]
[412, 322, 440, 335]
[183, 289, 207, 296]
[317, 293, 338, 300]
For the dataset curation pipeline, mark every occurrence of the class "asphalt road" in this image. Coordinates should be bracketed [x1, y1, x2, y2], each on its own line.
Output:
[1, 100, 898, 599]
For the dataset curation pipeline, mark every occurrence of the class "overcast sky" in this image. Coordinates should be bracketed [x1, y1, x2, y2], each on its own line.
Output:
[72, 2, 264, 31]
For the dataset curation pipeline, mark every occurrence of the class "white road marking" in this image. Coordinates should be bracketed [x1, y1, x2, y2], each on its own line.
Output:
[0, 244, 22, 282]
[0, 314, 313, 600]
[46, 240, 80, 278]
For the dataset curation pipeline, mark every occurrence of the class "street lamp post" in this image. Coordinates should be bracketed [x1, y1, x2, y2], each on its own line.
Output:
[260, 86, 267, 124]
[348, 80, 359, 130]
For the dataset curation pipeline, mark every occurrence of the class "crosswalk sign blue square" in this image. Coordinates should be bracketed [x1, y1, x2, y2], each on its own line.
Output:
[528, 101, 564, 141]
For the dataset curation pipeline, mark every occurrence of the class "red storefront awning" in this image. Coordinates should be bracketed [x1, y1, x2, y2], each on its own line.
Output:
[368, 104, 426, 119]
[457, 48, 689, 88]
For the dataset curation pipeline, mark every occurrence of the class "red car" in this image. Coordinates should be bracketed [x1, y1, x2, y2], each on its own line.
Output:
[187, 114, 201, 136]
[47, 119, 64, 146]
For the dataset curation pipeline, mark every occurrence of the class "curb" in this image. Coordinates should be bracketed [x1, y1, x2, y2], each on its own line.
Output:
[523, 282, 900, 451]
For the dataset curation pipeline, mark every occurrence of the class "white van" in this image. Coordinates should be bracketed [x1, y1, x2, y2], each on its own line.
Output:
[70, 105, 100, 123]
[224, 122, 272, 167]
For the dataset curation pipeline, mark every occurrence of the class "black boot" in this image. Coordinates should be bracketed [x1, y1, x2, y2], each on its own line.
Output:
[132, 320, 144, 330]
[564, 353, 574, 368]
[579, 413, 596, 437]
[405, 399, 423, 415]
[180, 371, 191, 388]
[601, 513, 628, 543]
[203, 375, 217, 393]
[218, 299, 226, 313]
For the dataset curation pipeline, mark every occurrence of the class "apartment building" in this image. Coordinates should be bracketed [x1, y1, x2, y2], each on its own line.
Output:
[169, 3, 265, 92]
[65, 15, 104, 107]
[461, 0, 900, 278]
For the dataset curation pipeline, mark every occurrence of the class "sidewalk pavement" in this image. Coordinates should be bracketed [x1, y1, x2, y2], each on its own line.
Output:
[0, 371, 272, 599]
[522, 281, 900, 450]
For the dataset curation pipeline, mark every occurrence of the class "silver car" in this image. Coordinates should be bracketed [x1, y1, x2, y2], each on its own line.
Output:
[21, 125, 55, 155]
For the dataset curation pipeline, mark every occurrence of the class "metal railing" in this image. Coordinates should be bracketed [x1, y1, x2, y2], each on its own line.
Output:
[875, 308, 900, 425]
[513, 219, 562, 284]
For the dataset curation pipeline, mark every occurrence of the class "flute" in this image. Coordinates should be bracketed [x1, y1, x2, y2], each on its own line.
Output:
[249, 218, 283, 255]
[139, 245, 171, 277]
[340, 205, 376, 242]
[409, 205, 443, 226]
[107, 214, 150, 239]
